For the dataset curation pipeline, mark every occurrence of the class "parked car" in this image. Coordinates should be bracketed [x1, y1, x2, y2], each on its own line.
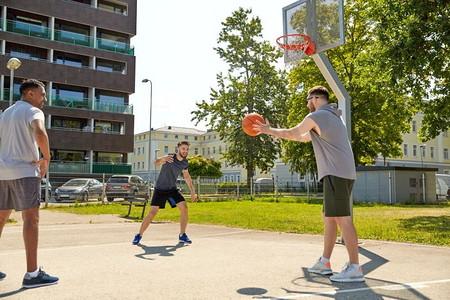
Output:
[436, 174, 450, 200]
[40, 179, 52, 201]
[55, 178, 104, 202]
[254, 178, 274, 193]
[105, 175, 149, 202]
[436, 177, 449, 201]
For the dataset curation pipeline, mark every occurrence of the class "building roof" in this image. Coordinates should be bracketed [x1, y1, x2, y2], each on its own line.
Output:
[138, 126, 207, 136]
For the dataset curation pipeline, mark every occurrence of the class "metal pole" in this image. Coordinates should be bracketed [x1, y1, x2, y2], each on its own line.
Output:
[142, 79, 152, 199]
[154, 149, 160, 184]
[422, 173, 426, 204]
[7, 58, 22, 107]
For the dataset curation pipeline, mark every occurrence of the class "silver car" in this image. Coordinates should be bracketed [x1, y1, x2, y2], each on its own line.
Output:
[55, 178, 104, 202]
[105, 175, 149, 202]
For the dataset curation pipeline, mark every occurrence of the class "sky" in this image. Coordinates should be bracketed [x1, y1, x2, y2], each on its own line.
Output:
[129, 0, 295, 134]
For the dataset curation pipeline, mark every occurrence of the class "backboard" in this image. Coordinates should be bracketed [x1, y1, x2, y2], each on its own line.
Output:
[282, 0, 345, 64]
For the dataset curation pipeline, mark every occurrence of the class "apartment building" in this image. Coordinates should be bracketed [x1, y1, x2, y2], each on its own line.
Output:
[0, 0, 137, 184]
[375, 114, 450, 174]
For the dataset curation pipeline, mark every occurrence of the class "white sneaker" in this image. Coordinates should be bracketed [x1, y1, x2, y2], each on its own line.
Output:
[307, 258, 333, 275]
[330, 262, 365, 282]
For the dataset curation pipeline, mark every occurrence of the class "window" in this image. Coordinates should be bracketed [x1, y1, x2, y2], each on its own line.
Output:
[133, 163, 135, 170]
[95, 89, 126, 105]
[54, 51, 89, 68]
[137, 148, 140, 155]
[195, 148, 198, 155]
[403, 144, 408, 157]
[96, 58, 126, 74]
[137, 162, 140, 169]
[443, 131, 448, 137]
[98, 0, 128, 15]
[430, 146, 435, 159]
[421, 145, 426, 158]
[237, 175, 241, 183]
[219, 146, 222, 153]
[194, 137, 198, 141]
[230, 175, 234, 182]
[175, 135, 179, 139]
[444, 148, 449, 160]
[412, 145, 418, 157]
[213, 147, 216, 154]
[224, 175, 228, 182]
[142, 147, 145, 154]
[412, 120, 417, 133]
[142, 162, 145, 169]
[164, 146, 169, 154]
[164, 134, 168, 139]
[207, 148, 210, 155]
[185, 135, 188, 140]
[202, 148, 205, 155]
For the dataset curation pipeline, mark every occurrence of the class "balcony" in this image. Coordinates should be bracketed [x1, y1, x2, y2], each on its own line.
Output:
[97, 38, 134, 55]
[49, 161, 131, 174]
[51, 95, 92, 110]
[54, 29, 93, 47]
[5, 19, 51, 39]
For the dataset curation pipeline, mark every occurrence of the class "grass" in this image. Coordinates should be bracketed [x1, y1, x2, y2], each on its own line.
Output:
[44, 198, 450, 247]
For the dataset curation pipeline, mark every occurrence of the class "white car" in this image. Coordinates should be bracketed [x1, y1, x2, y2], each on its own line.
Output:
[55, 178, 104, 202]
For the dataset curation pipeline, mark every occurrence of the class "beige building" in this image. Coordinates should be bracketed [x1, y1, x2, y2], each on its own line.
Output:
[375, 114, 450, 174]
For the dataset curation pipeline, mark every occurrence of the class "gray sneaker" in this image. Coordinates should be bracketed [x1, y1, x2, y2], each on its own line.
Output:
[22, 268, 59, 288]
[307, 258, 333, 275]
[330, 262, 365, 282]
[0, 271, 6, 280]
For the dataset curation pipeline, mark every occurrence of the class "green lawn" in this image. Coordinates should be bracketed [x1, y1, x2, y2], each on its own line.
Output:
[44, 199, 450, 247]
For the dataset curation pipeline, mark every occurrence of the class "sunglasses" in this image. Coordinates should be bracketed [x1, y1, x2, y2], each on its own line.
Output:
[305, 96, 319, 102]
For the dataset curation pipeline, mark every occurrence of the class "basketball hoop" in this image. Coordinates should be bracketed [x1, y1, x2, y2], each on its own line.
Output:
[276, 34, 316, 66]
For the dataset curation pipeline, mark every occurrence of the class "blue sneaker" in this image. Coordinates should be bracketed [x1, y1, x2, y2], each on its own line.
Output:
[0, 271, 6, 280]
[132, 233, 142, 245]
[22, 268, 59, 288]
[179, 233, 192, 244]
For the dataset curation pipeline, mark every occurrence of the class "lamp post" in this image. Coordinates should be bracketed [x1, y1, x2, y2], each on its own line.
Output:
[420, 145, 426, 167]
[142, 78, 152, 198]
[154, 148, 160, 184]
[7, 58, 22, 107]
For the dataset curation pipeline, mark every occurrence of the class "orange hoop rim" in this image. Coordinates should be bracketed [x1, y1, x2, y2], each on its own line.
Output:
[276, 34, 316, 55]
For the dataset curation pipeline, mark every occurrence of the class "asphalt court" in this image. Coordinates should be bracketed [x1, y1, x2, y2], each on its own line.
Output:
[0, 211, 449, 299]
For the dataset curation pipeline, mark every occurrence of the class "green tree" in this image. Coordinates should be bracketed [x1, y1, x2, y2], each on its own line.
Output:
[191, 8, 290, 186]
[187, 155, 223, 178]
[370, 0, 450, 141]
[283, 0, 413, 172]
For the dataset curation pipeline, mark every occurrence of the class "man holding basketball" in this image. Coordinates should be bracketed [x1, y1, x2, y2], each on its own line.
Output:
[133, 140, 196, 245]
[254, 86, 364, 283]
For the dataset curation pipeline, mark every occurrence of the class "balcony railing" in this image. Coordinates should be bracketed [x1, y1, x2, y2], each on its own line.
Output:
[2, 89, 21, 102]
[94, 100, 133, 114]
[4, 19, 134, 56]
[97, 38, 134, 55]
[6, 19, 51, 39]
[49, 161, 131, 174]
[51, 95, 92, 109]
[54, 29, 94, 47]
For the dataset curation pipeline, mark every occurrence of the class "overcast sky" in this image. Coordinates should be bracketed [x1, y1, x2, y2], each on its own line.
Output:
[129, 0, 295, 134]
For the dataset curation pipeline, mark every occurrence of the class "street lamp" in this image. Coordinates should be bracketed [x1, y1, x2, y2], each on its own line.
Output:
[7, 58, 22, 106]
[142, 78, 152, 198]
[154, 148, 160, 183]
[420, 145, 426, 167]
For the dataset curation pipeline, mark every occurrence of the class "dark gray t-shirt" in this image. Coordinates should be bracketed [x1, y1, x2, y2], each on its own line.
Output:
[306, 103, 356, 181]
[155, 153, 188, 190]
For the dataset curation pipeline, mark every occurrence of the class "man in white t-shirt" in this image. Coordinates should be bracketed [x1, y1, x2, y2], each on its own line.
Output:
[0, 79, 58, 288]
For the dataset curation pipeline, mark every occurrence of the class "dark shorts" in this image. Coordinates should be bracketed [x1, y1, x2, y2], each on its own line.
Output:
[323, 175, 354, 217]
[0, 177, 41, 211]
[151, 188, 185, 209]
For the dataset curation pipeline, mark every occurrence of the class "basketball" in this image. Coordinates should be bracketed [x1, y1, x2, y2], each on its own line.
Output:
[242, 113, 264, 136]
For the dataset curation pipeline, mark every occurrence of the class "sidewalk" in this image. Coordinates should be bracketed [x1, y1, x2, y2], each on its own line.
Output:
[1, 210, 449, 299]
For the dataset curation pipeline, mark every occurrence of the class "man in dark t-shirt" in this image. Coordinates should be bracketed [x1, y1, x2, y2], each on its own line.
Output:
[133, 140, 196, 245]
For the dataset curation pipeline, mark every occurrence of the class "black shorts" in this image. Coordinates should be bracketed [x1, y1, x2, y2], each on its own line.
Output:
[322, 175, 354, 217]
[151, 188, 185, 209]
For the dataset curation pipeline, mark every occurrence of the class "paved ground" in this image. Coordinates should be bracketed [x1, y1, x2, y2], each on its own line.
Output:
[0, 209, 449, 299]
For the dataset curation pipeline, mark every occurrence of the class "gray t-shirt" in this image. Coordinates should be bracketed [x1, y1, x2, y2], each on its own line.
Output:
[155, 153, 188, 190]
[306, 103, 356, 181]
[0, 100, 44, 180]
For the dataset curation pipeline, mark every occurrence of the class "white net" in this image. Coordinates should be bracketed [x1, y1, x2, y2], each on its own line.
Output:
[276, 34, 312, 67]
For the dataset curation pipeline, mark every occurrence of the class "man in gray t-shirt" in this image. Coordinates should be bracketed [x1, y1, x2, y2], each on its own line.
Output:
[254, 86, 364, 283]
[133, 140, 196, 245]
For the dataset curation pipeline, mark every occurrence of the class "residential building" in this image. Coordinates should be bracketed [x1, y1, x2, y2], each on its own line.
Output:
[0, 0, 137, 185]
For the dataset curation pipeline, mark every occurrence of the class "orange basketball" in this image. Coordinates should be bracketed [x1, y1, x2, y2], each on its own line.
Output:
[242, 113, 264, 136]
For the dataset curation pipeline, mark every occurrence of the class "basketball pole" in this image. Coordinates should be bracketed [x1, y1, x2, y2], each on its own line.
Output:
[311, 51, 352, 244]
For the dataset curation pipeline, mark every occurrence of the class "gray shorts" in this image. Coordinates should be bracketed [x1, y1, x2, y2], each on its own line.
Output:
[0, 177, 41, 211]
[323, 175, 354, 217]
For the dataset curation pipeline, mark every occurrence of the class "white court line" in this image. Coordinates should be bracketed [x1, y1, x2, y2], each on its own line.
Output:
[270, 279, 450, 299]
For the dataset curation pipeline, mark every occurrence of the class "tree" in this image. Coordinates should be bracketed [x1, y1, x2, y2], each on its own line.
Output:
[191, 8, 290, 186]
[187, 155, 223, 178]
[283, 0, 413, 172]
[370, 0, 450, 141]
